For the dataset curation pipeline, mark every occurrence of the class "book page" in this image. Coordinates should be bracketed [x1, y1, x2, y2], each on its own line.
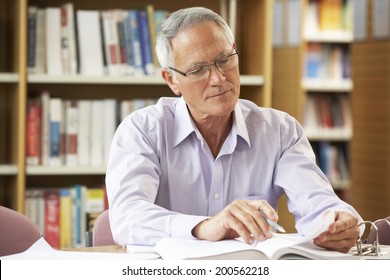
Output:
[155, 238, 260, 260]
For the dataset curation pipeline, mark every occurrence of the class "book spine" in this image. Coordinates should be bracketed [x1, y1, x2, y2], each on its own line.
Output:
[77, 100, 91, 166]
[60, 188, 73, 249]
[35, 9, 47, 74]
[65, 100, 78, 166]
[128, 10, 144, 76]
[85, 187, 105, 233]
[46, 7, 62, 75]
[76, 10, 104, 76]
[137, 9, 155, 75]
[146, 4, 159, 68]
[101, 10, 121, 76]
[49, 98, 63, 166]
[45, 190, 60, 249]
[90, 100, 104, 166]
[27, 6, 38, 73]
[26, 98, 41, 166]
[115, 10, 128, 75]
[40, 91, 50, 165]
[61, 3, 78, 75]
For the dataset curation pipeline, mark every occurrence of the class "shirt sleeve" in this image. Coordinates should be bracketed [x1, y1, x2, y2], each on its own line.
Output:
[105, 114, 208, 246]
[273, 113, 363, 236]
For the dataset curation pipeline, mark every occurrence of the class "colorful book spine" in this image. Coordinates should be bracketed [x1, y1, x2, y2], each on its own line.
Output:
[45, 190, 60, 249]
[26, 98, 41, 166]
[137, 9, 154, 75]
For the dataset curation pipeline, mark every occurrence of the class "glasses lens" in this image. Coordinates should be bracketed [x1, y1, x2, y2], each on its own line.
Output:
[187, 66, 210, 81]
[217, 53, 238, 71]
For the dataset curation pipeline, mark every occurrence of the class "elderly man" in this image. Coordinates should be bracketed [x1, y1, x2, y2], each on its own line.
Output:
[106, 7, 361, 253]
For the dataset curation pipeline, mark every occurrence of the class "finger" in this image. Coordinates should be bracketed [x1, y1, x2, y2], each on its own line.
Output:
[314, 236, 356, 253]
[329, 212, 358, 234]
[223, 201, 258, 244]
[237, 200, 275, 240]
[228, 201, 272, 242]
[248, 200, 278, 221]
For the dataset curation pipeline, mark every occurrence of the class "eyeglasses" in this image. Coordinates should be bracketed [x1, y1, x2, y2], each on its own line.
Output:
[168, 51, 239, 82]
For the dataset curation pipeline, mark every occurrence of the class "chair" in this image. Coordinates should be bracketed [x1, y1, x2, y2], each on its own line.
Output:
[0, 205, 42, 256]
[367, 216, 390, 245]
[92, 209, 115, 246]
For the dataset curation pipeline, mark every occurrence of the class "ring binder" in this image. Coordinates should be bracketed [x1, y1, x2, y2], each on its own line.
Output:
[353, 219, 390, 257]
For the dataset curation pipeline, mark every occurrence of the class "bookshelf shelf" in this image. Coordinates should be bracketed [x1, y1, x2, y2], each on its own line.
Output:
[28, 74, 265, 86]
[27, 166, 106, 175]
[303, 31, 353, 43]
[0, 73, 19, 83]
[302, 79, 353, 92]
[305, 131, 352, 141]
[0, 165, 18, 175]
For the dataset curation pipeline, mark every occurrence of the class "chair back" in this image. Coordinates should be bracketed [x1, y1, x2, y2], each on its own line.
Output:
[92, 209, 115, 246]
[0, 205, 42, 256]
[367, 216, 390, 245]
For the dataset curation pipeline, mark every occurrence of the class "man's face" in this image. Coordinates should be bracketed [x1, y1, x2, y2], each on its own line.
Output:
[167, 21, 240, 120]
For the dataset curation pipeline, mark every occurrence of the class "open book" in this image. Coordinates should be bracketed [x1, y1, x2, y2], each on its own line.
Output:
[154, 210, 356, 260]
[154, 234, 356, 260]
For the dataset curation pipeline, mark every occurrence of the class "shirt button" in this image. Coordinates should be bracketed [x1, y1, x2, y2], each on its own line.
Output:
[214, 193, 220, 199]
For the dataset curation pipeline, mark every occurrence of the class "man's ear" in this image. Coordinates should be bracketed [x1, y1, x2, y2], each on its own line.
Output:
[161, 69, 181, 96]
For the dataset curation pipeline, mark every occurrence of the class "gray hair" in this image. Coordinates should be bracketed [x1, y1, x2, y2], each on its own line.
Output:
[155, 7, 235, 69]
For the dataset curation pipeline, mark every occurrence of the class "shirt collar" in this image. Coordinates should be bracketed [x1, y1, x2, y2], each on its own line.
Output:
[173, 97, 251, 148]
[173, 97, 197, 147]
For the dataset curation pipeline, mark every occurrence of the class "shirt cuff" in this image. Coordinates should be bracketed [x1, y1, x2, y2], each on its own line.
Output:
[169, 214, 210, 240]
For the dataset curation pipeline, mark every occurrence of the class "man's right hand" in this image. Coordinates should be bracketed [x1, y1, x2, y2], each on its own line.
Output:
[191, 199, 279, 244]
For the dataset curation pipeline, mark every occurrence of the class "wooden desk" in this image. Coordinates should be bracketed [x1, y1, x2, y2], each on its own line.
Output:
[63, 245, 127, 254]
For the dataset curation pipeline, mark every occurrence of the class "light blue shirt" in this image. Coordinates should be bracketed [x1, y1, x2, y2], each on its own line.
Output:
[106, 97, 361, 245]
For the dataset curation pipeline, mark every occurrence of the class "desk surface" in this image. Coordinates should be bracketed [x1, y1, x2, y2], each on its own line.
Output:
[63, 245, 127, 254]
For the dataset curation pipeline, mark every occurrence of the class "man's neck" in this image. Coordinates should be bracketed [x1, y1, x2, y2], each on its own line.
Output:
[194, 114, 233, 158]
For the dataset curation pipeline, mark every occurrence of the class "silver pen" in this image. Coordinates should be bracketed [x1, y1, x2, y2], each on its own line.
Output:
[261, 212, 286, 233]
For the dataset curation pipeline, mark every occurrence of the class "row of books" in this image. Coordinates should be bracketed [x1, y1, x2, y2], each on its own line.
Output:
[303, 93, 352, 138]
[305, 0, 353, 36]
[311, 141, 350, 186]
[304, 43, 351, 80]
[25, 185, 108, 249]
[27, 3, 169, 76]
[26, 91, 158, 167]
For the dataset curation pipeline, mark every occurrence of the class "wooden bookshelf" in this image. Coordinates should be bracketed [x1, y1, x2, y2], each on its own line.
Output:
[272, 0, 354, 232]
[0, 0, 27, 211]
[350, 0, 390, 221]
[0, 0, 273, 213]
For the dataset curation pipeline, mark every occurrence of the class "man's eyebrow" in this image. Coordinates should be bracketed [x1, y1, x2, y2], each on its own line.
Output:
[185, 50, 232, 70]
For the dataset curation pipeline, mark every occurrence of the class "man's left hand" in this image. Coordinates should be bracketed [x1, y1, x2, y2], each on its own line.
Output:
[313, 211, 360, 253]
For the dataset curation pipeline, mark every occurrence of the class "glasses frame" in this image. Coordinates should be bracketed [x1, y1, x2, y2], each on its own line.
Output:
[168, 51, 239, 81]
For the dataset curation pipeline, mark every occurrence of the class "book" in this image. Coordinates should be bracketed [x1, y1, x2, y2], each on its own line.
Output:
[85, 187, 105, 233]
[154, 234, 355, 260]
[40, 91, 50, 165]
[64, 100, 78, 166]
[153, 210, 352, 260]
[60, 3, 78, 75]
[59, 188, 73, 249]
[127, 9, 144, 76]
[76, 10, 105, 76]
[44, 190, 60, 249]
[26, 98, 41, 166]
[35, 9, 47, 74]
[48, 98, 63, 166]
[90, 100, 104, 166]
[77, 100, 91, 166]
[101, 10, 121, 76]
[137, 9, 155, 75]
[45, 7, 62, 75]
[27, 6, 38, 73]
